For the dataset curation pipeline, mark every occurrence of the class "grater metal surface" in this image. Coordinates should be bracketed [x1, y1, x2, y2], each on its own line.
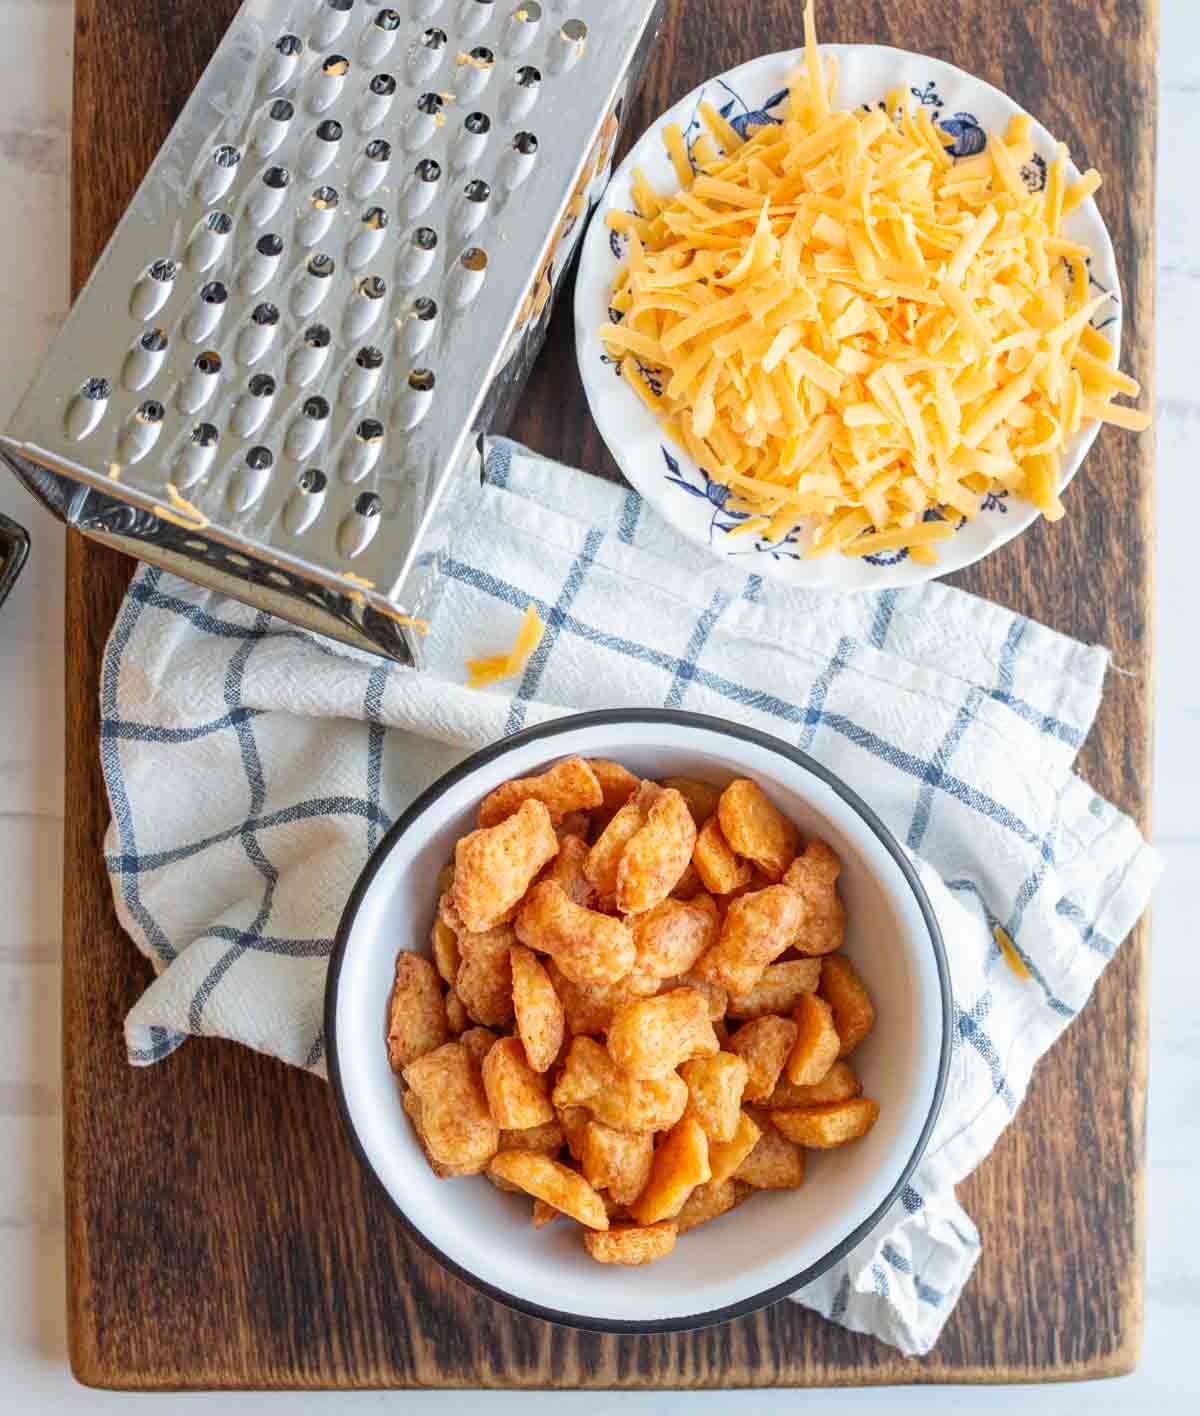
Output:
[1, 0, 662, 663]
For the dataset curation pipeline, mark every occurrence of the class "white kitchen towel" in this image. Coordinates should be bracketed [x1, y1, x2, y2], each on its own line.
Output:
[100, 438, 1160, 1357]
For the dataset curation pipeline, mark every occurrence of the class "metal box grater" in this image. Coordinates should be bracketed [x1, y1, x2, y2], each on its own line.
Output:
[0, 0, 663, 663]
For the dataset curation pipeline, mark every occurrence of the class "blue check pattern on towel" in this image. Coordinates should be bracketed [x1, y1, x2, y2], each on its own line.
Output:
[101, 438, 1160, 1357]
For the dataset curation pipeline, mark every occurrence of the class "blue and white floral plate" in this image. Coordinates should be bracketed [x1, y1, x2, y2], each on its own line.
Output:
[573, 47, 1121, 591]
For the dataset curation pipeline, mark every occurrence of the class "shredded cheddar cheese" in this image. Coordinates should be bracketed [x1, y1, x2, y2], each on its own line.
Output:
[161, 483, 207, 528]
[993, 925, 1031, 980]
[338, 572, 429, 633]
[600, 0, 1149, 560]
[378, 607, 430, 634]
[466, 603, 545, 689]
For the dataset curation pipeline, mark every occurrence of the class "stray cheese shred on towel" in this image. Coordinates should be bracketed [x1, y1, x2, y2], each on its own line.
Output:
[467, 603, 545, 688]
[600, 0, 1149, 562]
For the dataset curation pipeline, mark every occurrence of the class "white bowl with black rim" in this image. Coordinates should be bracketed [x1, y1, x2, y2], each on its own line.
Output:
[326, 710, 951, 1332]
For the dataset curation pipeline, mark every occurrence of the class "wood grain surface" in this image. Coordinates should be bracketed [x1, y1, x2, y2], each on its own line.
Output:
[63, 0, 1158, 1389]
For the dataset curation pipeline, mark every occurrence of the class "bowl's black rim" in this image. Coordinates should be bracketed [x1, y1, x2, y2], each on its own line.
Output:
[325, 708, 953, 1335]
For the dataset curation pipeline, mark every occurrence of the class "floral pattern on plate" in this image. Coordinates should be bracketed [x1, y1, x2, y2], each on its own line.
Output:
[573, 45, 1122, 591]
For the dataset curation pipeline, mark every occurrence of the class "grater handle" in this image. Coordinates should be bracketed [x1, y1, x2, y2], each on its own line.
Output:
[0, 512, 30, 612]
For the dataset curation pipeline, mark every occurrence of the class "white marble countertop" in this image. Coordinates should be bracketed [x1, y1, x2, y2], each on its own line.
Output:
[0, 1, 1195, 1410]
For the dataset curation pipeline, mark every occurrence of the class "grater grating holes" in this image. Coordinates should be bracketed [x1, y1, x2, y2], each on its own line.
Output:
[451, 245, 488, 305]
[173, 419, 221, 490]
[118, 399, 165, 464]
[502, 131, 539, 190]
[285, 466, 328, 531]
[458, 1, 494, 41]
[301, 250, 338, 305]
[237, 303, 281, 366]
[311, 54, 351, 113]
[503, 6, 540, 57]
[19, 0, 658, 607]
[400, 225, 438, 283]
[550, 16, 587, 74]
[256, 97, 295, 147]
[286, 395, 332, 459]
[229, 444, 276, 514]
[197, 145, 242, 203]
[348, 207, 389, 267]
[344, 275, 387, 337]
[400, 294, 439, 353]
[314, 0, 355, 50]
[65, 377, 110, 440]
[242, 233, 285, 295]
[287, 322, 333, 386]
[123, 329, 169, 391]
[130, 259, 179, 320]
[231, 375, 278, 438]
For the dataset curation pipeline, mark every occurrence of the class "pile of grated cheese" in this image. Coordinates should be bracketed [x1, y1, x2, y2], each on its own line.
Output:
[600, 0, 1149, 563]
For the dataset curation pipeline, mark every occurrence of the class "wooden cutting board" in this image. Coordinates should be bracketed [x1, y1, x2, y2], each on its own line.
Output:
[63, 0, 1157, 1389]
